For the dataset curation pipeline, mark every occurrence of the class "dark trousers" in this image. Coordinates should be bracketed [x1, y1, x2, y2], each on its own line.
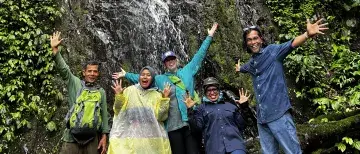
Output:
[59, 136, 99, 154]
[168, 126, 199, 154]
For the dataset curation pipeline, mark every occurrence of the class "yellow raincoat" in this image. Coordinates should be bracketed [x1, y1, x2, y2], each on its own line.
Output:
[107, 84, 171, 154]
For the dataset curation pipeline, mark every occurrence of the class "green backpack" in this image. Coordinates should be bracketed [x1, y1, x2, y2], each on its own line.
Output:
[65, 81, 102, 145]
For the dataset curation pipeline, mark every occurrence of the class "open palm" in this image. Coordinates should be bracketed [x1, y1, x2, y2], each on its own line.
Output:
[112, 79, 123, 94]
[306, 18, 329, 38]
[183, 93, 195, 108]
[236, 88, 251, 104]
[112, 68, 127, 80]
[49, 31, 63, 55]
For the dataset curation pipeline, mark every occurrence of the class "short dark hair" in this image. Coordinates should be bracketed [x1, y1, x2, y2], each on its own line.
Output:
[82, 60, 101, 71]
[242, 26, 267, 53]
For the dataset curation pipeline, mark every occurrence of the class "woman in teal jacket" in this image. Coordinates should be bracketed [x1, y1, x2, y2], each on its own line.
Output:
[113, 23, 218, 154]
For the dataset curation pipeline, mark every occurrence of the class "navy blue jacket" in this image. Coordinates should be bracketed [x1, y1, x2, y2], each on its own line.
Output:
[189, 94, 246, 154]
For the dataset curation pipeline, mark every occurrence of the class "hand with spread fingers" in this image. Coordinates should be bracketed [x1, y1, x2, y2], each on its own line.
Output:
[162, 82, 171, 98]
[49, 31, 63, 55]
[306, 18, 329, 38]
[111, 79, 124, 95]
[183, 92, 196, 108]
[236, 88, 251, 104]
[112, 68, 127, 80]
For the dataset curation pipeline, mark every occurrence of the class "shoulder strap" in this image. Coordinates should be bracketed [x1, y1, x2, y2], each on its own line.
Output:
[76, 81, 86, 98]
[167, 75, 201, 105]
[167, 75, 186, 90]
[76, 81, 102, 97]
[65, 81, 86, 125]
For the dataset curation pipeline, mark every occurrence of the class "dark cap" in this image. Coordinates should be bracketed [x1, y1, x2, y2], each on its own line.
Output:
[161, 51, 177, 62]
[203, 77, 220, 90]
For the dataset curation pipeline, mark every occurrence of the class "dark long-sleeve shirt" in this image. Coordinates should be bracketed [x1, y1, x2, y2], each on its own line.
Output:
[189, 99, 246, 154]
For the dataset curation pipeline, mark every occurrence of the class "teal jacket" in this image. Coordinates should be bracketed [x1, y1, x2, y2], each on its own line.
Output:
[125, 36, 213, 122]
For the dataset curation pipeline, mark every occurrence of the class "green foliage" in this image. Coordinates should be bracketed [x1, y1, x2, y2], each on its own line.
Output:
[336, 142, 347, 152]
[266, 0, 360, 114]
[0, 0, 60, 152]
[266, 0, 360, 152]
[200, 0, 253, 92]
[46, 121, 57, 132]
[335, 137, 360, 152]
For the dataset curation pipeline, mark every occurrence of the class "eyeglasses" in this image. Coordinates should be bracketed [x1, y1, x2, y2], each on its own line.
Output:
[243, 26, 258, 32]
[206, 88, 219, 93]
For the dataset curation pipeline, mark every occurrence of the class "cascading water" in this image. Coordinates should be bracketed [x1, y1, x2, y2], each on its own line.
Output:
[12, 0, 277, 153]
[59, 0, 265, 153]
[8, 1, 357, 153]
[63, 0, 190, 74]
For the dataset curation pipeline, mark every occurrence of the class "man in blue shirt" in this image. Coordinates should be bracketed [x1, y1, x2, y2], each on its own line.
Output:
[186, 77, 251, 154]
[236, 19, 329, 153]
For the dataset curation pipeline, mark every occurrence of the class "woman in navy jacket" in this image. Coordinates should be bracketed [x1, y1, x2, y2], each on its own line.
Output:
[186, 77, 251, 154]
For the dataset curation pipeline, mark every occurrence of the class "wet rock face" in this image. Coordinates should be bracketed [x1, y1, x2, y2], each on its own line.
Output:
[58, 1, 271, 153]
[237, 0, 278, 44]
[60, 1, 207, 105]
[61, 0, 274, 71]
[60, 0, 274, 96]
[62, 0, 200, 73]
[12, 0, 276, 153]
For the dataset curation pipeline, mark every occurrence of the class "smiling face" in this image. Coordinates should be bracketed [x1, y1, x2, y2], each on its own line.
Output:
[246, 30, 264, 54]
[164, 56, 178, 72]
[139, 69, 153, 89]
[82, 64, 99, 83]
[205, 85, 220, 102]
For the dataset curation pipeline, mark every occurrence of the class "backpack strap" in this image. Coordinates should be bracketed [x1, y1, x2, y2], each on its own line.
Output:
[93, 98, 101, 129]
[167, 75, 201, 105]
[167, 75, 186, 90]
[77, 81, 101, 97]
[65, 81, 86, 127]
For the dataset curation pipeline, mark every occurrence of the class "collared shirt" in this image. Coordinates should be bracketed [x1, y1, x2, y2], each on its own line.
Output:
[189, 96, 246, 154]
[240, 40, 295, 124]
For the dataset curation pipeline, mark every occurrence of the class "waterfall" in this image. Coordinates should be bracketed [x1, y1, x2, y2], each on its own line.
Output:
[62, 0, 190, 75]
[59, 0, 267, 141]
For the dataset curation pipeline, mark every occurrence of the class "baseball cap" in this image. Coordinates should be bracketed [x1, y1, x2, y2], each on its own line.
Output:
[161, 51, 177, 62]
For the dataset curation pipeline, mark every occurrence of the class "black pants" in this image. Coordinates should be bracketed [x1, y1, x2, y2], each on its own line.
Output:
[168, 126, 199, 154]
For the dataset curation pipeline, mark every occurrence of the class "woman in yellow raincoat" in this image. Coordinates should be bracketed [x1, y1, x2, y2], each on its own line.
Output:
[108, 66, 171, 154]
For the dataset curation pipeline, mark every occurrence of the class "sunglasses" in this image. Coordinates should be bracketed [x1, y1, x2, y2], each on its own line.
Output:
[243, 26, 259, 32]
